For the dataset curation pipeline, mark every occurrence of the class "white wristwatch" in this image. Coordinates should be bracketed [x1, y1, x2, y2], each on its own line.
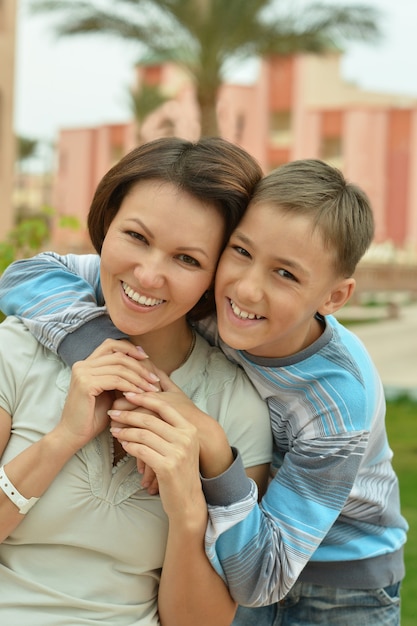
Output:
[0, 466, 39, 514]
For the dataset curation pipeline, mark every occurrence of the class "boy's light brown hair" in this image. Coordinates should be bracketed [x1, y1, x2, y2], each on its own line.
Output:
[252, 159, 375, 278]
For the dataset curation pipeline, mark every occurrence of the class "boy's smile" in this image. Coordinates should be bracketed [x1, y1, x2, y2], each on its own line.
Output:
[229, 299, 265, 321]
[215, 202, 352, 358]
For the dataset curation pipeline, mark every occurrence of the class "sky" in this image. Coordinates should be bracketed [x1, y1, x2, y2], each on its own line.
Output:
[14, 0, 417, 164]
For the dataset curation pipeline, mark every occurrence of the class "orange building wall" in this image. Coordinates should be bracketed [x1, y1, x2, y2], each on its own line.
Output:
[407, 112, 417, 252]
[385, 110, 411, 247]
[49, 54, 417, 258]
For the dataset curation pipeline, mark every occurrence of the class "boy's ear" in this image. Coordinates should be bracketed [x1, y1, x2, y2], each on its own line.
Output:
[318, 278, 356, 316]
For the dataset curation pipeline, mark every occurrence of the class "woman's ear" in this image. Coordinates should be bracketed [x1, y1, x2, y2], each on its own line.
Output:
[319, 278, 356, 316]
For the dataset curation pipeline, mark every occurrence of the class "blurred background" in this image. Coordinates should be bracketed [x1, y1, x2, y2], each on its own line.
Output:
[0, 1, 416, 622]
[1, 0, 417, 266]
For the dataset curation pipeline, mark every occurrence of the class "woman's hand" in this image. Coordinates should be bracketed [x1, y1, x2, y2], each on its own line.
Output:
[123, 370, 235, 479]
[56, 339, 161, 453]
[111, 394, 160, 492]
[109, 394, 206, 524]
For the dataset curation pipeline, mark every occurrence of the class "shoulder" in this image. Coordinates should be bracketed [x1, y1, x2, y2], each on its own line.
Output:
[323, 316, 377, 383]
[0, 317, 66, 415]
[0, 316, 62, 369]
[0, 315, 38, 347]
[194, 333, 257, 391]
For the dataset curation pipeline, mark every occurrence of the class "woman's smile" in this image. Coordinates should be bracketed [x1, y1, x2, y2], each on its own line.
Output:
[100, 179, 224, 342]
[122, 281, 165, 308]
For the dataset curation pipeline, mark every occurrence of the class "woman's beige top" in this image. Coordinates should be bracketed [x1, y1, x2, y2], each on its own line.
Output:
[0, 317, 272, 625]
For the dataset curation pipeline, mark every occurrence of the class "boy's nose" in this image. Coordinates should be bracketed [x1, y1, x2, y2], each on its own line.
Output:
[235, 268, 264, 303]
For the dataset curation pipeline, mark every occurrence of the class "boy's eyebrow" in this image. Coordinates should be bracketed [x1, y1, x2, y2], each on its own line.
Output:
[233, 230, 308, 274]
[233, 230, 252, 246]
[273, 256, 309, 277]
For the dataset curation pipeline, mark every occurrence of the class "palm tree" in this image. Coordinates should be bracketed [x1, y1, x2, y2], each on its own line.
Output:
[128, 81, 169, 142]
[17, 135, 38, 164]
[30, 0, 381, 136]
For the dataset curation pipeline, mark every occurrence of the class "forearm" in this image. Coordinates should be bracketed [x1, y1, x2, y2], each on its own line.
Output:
[0, 425, 80, 542]
[0, 253, 113, 361]
[158, 502, 237, 626]
[198, 419, 235, 478]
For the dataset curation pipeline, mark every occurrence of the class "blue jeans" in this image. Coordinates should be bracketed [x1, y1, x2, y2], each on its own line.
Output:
[232, 582, 401, 626]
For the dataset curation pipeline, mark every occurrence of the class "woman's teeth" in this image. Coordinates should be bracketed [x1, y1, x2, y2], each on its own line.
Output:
[123, 282, 164, 307]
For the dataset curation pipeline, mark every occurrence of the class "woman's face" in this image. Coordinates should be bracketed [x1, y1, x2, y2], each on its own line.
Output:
[100, 179, 225, 340]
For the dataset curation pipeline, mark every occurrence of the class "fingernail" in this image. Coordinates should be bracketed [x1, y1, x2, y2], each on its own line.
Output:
[107, 410, 121, 416]
[149, 373, 160, 382]
[123, 391, 143, 398]
[136, 346, 149, 357]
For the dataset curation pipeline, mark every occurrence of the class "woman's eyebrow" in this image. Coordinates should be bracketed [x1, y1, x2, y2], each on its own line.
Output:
[127, 218, 153, 239]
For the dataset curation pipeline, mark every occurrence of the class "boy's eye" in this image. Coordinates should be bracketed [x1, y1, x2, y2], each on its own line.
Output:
[277, 268, 296, 281]
[177, 254, 200, 267]
[233, 245, 251, 258]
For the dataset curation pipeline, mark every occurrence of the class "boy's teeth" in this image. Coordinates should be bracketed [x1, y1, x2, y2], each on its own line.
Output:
[122, 282, 163, 307]
[230, 300, 262, 320]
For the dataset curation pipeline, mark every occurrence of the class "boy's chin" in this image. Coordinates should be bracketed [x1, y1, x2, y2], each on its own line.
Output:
[218, 325, 252, 351]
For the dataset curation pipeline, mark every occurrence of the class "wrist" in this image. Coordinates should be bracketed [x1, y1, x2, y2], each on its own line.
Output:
[45, 425, 84, 460]
[167, 491, 207, 534]
[0, 466, 39, 514]
[199, 425, 234, 478]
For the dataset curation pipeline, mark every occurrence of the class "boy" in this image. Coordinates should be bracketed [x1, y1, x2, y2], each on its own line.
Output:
[0, 159, 407, 625]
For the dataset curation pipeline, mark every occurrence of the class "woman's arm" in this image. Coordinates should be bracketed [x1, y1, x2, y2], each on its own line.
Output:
[0, 405, 88, 542]
[0, 339, 162, 543]
[109, 395, 237, 626]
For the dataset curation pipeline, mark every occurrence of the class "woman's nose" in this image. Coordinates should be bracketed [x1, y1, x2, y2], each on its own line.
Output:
[133, 256, 165, 290]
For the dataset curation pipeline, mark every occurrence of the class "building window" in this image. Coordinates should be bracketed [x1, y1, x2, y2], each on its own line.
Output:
[320, 136, 342, 168]
[270, 111, 292, 147]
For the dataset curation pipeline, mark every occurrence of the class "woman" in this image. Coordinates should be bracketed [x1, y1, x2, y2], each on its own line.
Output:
[0, 137, 272, 625]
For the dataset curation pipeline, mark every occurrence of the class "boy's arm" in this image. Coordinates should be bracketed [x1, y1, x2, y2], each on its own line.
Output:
[0, 252, 126, 365]
[202, 429, 368, 606]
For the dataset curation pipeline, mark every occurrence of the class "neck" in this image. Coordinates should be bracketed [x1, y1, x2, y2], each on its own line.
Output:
[129, 320, 194, 374]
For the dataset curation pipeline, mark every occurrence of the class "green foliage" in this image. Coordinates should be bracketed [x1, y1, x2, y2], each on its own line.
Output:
[0, 210, 82, 272]
[30, 0, 382, 135]
[58, 214, 82, 230]
[0, 208, 81, 313]
[17, 135, 39, 162]
[0, 211, 51, 321]
[0, 216, 50, 274]
[385, 396, 417, 626]
[129, 83, 169, 124]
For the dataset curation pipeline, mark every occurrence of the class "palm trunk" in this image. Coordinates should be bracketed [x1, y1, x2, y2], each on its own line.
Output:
[197, 83, 220, 137]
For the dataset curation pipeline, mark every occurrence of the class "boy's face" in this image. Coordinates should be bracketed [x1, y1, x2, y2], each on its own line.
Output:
[215, 201, 352, 358]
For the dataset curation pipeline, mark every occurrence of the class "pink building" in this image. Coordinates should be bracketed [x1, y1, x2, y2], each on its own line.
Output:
[51, 52, 417, 257]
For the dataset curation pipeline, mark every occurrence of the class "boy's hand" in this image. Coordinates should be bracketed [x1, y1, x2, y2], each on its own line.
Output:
[123, 370, 234, 479]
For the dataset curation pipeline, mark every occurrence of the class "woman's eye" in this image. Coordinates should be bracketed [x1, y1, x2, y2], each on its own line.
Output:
[177, 254, 200, 267]
[128, 231, 147, 243]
